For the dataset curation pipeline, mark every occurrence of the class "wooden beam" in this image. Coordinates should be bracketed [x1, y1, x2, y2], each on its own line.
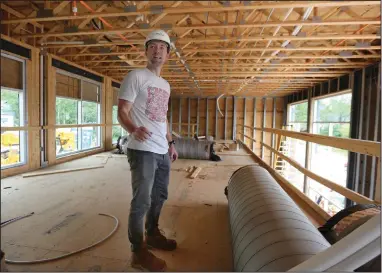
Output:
[22, 165, 105, 178]
[261, 141, 377, 205]
[237, 124, 381, 157]
[70, 54, 381, 61]
[43, 34, 381, 48]
[14, 19, 381, 38]
[3, 1, 378, 24]
[0, 3, 43, 29]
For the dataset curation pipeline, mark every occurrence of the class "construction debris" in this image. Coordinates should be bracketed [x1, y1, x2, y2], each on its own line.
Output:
[22, 165, 105, 178]
[190, 167, 202, 179]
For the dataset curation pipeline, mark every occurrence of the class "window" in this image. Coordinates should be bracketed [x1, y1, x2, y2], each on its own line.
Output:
[112, 87, 127, 144]
[55, 71, 101, 157]
[1, 54, 26, 169]
[284, 101, 308, 191]
[308, 92, 352, 216]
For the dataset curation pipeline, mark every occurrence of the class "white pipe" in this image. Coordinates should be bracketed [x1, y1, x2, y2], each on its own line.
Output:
[216, 93, 224, 117]
[288, 214, 381, 272]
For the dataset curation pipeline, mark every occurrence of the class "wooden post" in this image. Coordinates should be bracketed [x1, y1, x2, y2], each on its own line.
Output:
[206, 98, 209, 137]
[253, 98, 256, 151]
[261, 97, 266, 159]
[233, 96, 237, 140]
[196, 97, 200, 136]
[304, 87, 313, 194]
[188, 98, 191, 138]
[224, 97, 227, 140]
[215, 97, 218, 140]
[178, 97, 181, 134]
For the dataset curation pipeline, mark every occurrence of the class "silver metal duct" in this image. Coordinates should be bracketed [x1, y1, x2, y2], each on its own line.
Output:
[227, 165, 330, 272]
[175, 139, 213, 160]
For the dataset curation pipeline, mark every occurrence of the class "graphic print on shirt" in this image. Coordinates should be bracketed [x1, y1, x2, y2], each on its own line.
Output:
[145, 86, 169, 123]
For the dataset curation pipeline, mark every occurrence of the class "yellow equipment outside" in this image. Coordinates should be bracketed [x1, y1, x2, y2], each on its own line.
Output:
[56, 131, 76, 153]
[1, 132, 20, 165]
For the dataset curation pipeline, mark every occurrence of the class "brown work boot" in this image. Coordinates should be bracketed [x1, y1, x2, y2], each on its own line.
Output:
[146, 228, 177, 251]
[131, 246, 167, 272]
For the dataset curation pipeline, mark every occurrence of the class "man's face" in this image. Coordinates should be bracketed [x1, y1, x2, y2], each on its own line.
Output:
[145, 40, 169, 66]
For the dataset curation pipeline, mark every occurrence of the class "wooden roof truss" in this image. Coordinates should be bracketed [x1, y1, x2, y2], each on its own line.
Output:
[1, 1, 380, 97]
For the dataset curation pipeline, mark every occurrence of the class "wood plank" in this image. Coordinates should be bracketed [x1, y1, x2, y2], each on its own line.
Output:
[261, 142, 378, 205]
[22, 165, 105, 178]
[238, 124, 381, 157]
[15, 19, 381, 39]
[190, 167, 202, 179]
[3, 2, 378, 24]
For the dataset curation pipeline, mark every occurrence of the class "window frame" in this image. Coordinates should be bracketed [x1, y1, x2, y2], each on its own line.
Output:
[1, 52, 27, 170]
[55, 70, 102, 158]
[307, 89, 353, 213]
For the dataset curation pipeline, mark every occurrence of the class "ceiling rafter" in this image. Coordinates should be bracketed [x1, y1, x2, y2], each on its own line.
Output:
[2, 1, 378, 24]
[1, 1, 380, 97]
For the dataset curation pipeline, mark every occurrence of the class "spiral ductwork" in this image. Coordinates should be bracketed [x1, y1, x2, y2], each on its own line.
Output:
[226, 165, 331, 271]
[175, 139, 214, 160]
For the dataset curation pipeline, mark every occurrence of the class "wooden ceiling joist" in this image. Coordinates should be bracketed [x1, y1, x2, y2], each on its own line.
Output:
[1, 1, 379, 24]
[1, 0, 380, 97]
[13, 18, 381, 39]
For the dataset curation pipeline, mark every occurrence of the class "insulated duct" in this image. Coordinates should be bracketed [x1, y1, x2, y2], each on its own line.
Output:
[175, 139, 214, 160]
[226, 165, 330, 271]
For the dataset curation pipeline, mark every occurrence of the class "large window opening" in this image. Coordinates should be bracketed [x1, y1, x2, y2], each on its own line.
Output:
[307, 92, 352, 216]
[55, 71, 101, 157]
[1, 54, 26, 169]
[284, 101, 308, 191]
[112, 87, 127, 144]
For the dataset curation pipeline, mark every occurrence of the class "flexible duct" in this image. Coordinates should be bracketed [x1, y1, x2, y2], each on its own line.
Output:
[175, 139, 214, 160]
[226, 165, 331, 272]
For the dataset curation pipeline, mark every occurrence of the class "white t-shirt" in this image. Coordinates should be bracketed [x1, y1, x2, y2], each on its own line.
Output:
[119, 68, 170, 155]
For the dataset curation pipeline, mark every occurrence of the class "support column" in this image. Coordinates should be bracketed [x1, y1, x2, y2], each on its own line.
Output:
[233, 96, 237, 140]
[304, 87, 313, 194]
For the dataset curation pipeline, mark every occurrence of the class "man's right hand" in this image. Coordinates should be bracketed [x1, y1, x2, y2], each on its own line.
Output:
[132, 126, 152, 142]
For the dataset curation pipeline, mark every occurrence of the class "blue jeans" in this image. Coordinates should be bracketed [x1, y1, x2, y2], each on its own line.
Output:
[126, 148, 170, 252]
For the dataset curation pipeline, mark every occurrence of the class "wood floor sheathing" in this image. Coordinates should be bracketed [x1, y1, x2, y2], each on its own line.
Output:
[1, 148, 317, 272]
[1, 150, 258, 272]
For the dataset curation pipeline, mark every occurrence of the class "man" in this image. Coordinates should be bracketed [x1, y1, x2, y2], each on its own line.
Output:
[118, 30, 178, 272]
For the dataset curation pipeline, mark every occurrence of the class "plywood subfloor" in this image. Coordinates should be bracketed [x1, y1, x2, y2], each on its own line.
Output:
[1, 150, 258, 272]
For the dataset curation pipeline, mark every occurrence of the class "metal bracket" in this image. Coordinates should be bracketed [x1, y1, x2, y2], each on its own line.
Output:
[355, 42, 371, 48]
[243, 1, 251, 6]
[160, 24, 173, 30]
[285, 43, 295, 49]
[83, 38, 98, 45]
[124, 6, 137, 12]
[339, 51, 353, 57]
[312, 16, 322, 23]
[309, 68, 320, 72]
[138, 23, 150, 29]
[150, 5, 164, 15]
[325, 59, 338, 64]
[99, 47, 111, 53]
[278, 53, 287, 57]
[297, 32, 307, 37]
[37, 9, 53, 18]
[340, 6, 349, 12]
[64, 26, 79, 33]
[270, 59, 281, 64]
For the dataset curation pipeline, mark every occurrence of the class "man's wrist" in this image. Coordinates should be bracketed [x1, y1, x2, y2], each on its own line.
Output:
[168, 140, 175, 146]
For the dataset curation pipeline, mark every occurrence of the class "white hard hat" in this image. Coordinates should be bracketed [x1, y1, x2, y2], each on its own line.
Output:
[145, 29, 171, 50]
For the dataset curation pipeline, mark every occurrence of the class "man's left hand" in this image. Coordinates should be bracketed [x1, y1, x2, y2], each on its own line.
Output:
[169, 145, 178, 162]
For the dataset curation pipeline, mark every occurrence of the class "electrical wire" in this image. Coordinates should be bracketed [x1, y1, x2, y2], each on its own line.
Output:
[2, 213, 119, 265]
